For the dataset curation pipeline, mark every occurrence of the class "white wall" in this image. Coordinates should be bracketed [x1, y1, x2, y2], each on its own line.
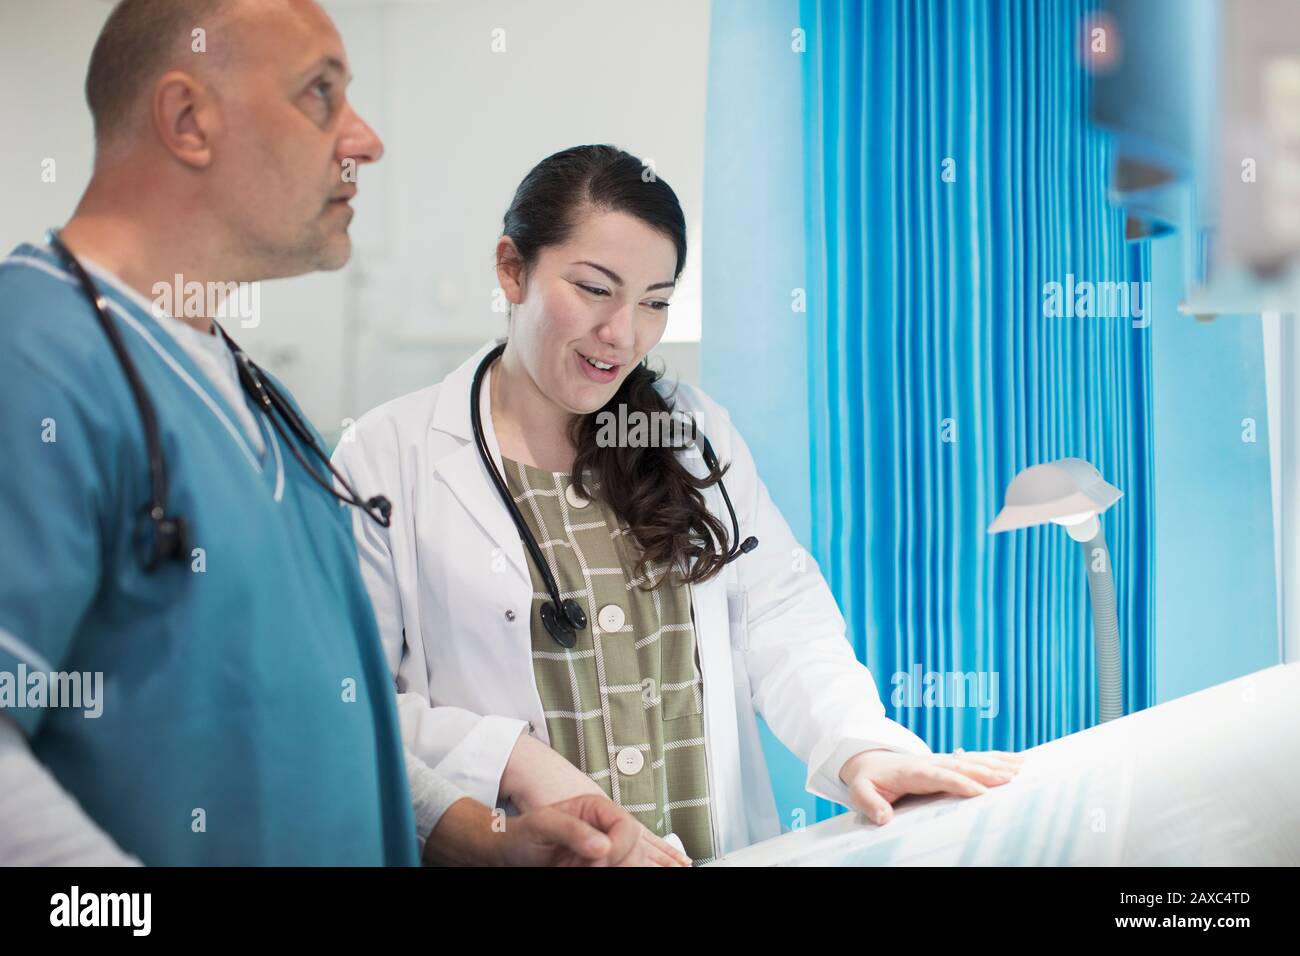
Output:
[0, 1, 107, 252]
[0, 0, 709, 441]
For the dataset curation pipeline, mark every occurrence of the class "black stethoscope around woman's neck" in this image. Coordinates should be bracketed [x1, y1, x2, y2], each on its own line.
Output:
[470, 341, 757, 648]
[45, 229, 393, 572]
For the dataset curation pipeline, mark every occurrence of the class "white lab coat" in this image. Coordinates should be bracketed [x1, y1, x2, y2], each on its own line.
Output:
[332, 339, 931, 855]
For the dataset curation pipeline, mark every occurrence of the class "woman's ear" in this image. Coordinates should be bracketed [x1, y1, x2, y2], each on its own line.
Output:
[495, 236, 527, 305]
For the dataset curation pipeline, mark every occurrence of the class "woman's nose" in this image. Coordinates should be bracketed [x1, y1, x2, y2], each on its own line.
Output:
[597, 302, 637, 349]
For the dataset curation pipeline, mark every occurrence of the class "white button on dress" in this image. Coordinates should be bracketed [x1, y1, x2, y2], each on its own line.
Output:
[565, 484, 589, 509]
[597, 603, 625, 632]
[615, 747, 645, 776]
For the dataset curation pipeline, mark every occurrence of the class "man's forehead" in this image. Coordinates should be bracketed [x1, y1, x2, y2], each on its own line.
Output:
[228, 0, 349, 76]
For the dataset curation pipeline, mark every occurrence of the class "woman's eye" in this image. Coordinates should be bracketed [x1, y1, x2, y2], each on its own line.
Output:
[645, 300, 671, 311]
[577, 283, 610, 297]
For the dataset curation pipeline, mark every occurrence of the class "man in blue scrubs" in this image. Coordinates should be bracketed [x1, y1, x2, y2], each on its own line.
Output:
[0, 0, 648, 866]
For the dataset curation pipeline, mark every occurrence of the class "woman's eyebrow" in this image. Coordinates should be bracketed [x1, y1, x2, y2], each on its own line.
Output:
[572, 260, 675, 292]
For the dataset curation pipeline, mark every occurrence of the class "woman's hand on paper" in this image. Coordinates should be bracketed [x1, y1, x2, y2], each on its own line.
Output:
[838, 747, 1026, 825]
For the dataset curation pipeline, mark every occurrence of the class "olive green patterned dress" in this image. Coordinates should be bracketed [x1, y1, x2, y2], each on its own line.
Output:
[502, 456, 717, 863]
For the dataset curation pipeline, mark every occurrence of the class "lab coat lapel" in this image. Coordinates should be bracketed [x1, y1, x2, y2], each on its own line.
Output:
[676, 411, 751, 855]
[430, 340, 530, 583]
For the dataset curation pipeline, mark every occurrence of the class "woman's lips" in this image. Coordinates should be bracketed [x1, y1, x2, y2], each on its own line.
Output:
[576, 350, 619, 384]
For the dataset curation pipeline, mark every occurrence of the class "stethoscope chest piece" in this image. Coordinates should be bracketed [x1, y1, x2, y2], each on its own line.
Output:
[539, 599, 587, 649]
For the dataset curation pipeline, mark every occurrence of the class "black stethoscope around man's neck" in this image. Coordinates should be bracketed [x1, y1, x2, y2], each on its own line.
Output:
[470, 342, 757, 648]
[46, 229, 393, 572]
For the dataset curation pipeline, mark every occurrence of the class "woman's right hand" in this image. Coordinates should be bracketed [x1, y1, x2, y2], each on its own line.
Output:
[838, 747, 1026, 825]
[501, 730, 691, 866]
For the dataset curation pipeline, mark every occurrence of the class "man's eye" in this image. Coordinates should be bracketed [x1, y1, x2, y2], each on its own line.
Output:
[312, 80, 333, 99]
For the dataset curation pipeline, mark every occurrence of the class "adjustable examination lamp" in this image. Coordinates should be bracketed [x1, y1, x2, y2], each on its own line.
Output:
[989, 458, 1125, 723]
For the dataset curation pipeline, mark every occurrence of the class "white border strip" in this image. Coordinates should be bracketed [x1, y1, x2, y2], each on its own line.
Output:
[0, 628, 54, 674]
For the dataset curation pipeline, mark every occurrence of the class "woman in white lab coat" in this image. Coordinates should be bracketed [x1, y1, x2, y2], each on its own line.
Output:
[333, 145, 1022, 864]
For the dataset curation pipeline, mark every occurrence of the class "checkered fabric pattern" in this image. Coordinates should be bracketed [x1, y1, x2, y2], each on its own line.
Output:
[503, 456, 717, 863]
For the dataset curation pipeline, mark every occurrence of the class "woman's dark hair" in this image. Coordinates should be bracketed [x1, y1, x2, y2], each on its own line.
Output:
[501, 144, 732, 586]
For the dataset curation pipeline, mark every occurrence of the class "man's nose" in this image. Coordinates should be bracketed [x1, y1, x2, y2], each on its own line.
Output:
[338, 105, 385, 166]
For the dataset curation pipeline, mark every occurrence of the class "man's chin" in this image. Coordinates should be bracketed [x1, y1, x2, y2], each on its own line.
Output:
[315, 232, 353, 271]
[244, 229, 353, 280]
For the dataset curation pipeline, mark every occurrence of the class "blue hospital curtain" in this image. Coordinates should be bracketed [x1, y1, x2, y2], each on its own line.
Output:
[799, 0, 1156, 818]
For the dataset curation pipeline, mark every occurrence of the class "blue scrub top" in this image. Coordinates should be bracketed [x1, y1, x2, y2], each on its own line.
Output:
[0, 242, 419, 866]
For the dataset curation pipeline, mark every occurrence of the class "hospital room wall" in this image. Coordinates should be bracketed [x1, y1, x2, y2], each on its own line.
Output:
[0, 0, 712, 442]
[1148, 234, 1281, 700]
[0, 2, 105, 268]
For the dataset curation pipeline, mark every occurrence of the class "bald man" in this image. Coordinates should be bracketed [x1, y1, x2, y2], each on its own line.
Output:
[0, 0, 673, 867]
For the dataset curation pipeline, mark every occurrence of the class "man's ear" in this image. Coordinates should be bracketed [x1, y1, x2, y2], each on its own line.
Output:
[495, 236, 528, 304]
[152, 70, 216, 169]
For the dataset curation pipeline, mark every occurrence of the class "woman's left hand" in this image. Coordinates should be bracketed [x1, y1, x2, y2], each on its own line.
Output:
[838, 747, 1026, 825]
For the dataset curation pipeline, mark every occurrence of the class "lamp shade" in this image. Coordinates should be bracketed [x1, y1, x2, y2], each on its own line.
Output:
[988, 457, 1123, 533]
